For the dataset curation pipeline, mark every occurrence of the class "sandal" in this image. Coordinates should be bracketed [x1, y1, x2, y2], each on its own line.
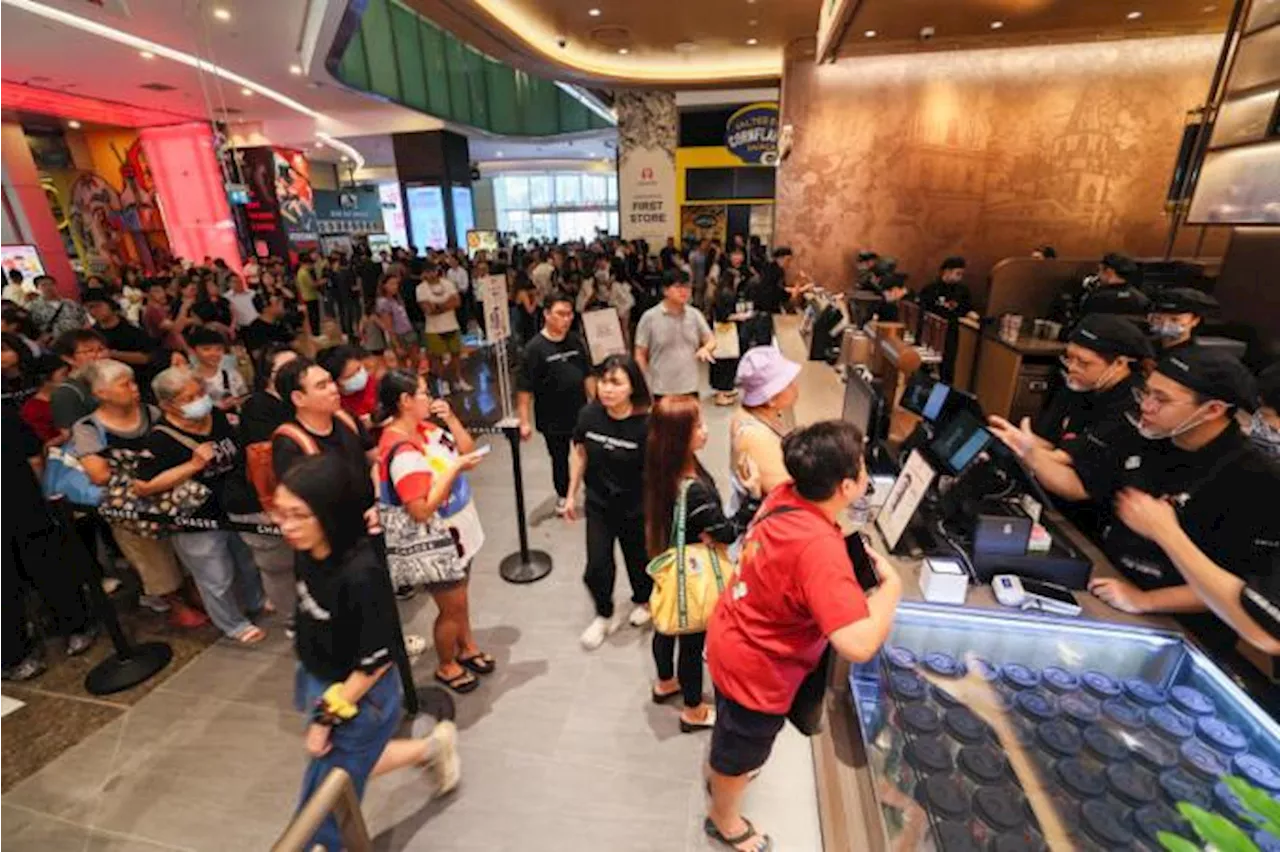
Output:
[704, 816, 772, 852]
[457, 651, 496, 675]
[652, 686, 681, 705]
[233, 625, 266, 645]
[435, 668, 480, 694]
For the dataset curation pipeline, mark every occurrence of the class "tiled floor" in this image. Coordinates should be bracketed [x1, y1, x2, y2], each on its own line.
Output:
[3, 327, 835, 851]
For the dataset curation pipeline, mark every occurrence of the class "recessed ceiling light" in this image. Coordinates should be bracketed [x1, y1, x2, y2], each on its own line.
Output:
[289, 64, 302, 75]
[140, 50, 155, 59]
[588, 7, 601, 15]
[864, 29, 877, 37]
[340, 155, 350, 162]
[617, 47, 629, 54]
[990, 21, 1004, 29]
[746, 37, 759, 45]
[67, 120, 81, 129]
[1126, 10, 1143, 19]
[213, 7, 231, 21]
[314, 141, 323, 148]
[496, 151, 504, 157]
[746, 0, 756, 4]
[241, 87, 253, 96]
[748, 18, 758, 25]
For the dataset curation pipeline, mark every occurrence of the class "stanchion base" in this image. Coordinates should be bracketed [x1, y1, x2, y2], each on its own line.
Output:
[84, 641, 173, 696]
[406, 686, 457, 732]
[499, 550, 553, 584]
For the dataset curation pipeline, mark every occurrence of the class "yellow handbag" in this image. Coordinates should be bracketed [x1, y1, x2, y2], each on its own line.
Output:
[647, 479, 736, 635]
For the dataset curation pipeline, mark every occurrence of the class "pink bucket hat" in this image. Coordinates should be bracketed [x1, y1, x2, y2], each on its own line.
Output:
[736, 346, 801, 407]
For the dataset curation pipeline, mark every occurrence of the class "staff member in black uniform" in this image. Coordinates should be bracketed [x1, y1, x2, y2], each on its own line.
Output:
[1147, 287, 1218, 354]
[1051, 252, 1150, 326]
[517, 292, 594, 517]
[991, 315, 1151, 534]
[999, 347, 1279, 648]
[917, 256, 973, 382]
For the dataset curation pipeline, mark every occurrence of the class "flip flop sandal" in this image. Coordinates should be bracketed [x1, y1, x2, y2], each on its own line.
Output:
[435, 669, 480, 694]
[457, 652, 496, 675]
[652, 687, 681, 704]
[703, 817, 772, 852]
[234, 625, 266, 645]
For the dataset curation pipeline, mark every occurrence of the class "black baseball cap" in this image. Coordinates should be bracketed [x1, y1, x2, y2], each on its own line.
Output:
[1068, 314, 1153, 360]
[1150, 287, 1219, 316]
[940, 255, 966, 271]
[1101, 252, 1138, 279]
[1154, 347, 1257, 411]
[857, 250, 879, 262]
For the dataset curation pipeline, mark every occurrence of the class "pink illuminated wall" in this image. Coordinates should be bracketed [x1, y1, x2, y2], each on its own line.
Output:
[139, 123, 241, 272]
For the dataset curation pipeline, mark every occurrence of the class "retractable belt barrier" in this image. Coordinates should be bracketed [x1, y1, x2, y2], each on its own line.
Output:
[84, 505, 283, 536]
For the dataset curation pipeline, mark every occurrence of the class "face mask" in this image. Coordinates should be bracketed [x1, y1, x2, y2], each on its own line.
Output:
[1126, 402, 1212, 441]
[180, 394, 214, 420]
[1060, 359, 1119, 394]
[340, 367, 369, 394]
[1150, 320, 1188, 340]
[595, 270, 609, 283]
[1249, 411, 1280, 458]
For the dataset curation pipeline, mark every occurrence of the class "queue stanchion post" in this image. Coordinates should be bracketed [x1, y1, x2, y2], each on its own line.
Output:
[54, 499, 173, 696]
[497, 420, 553, 584]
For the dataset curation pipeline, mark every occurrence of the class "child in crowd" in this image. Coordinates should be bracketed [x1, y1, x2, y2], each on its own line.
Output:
[187, 326, 248, 412]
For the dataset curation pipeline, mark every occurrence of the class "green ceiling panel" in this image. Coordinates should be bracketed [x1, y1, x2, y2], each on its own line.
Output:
[331, 0, 614, 137]
[390, 3, 427, 111]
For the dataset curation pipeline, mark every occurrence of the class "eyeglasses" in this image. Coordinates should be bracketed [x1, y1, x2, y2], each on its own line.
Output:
[1059, 354, 1102, 371]
[1132, 386, 1192, 409]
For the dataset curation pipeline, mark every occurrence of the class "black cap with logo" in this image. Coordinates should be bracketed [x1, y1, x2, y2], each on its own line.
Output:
[1068, 314, 1153, 360]
[1154, 347, 1258, 411]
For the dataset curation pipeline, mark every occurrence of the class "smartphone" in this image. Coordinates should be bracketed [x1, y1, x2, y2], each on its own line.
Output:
[1021, 578, 1082, 616]
[471, 444, 492, 457]
[846, 532, 880, 592]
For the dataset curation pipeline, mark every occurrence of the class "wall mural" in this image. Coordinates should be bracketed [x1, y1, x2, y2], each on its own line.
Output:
[775, 35, 1220, 306]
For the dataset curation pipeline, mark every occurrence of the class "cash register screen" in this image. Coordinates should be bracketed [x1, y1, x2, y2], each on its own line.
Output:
[901, 374, 952, 423]
[929, 410, 993, 475]
[842, 370, 877, 441]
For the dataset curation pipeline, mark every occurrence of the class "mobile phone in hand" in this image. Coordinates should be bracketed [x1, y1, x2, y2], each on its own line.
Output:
[846, 532, 880, 592]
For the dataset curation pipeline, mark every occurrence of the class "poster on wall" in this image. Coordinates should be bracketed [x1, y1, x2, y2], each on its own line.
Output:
[406, 185, 448, 250]
[617, 91, 678, 248]
[314, 187, 382, 236]
[242, 146, 290, 260]
[725, 103, 780, 166]
[2, 245, 45, 279]
[477, 274, 510, 343]
[378, 183, 409, 248]
[273, 147, 319, 252]
[451, 186, 475, 249]
[680, 205, 728, 244]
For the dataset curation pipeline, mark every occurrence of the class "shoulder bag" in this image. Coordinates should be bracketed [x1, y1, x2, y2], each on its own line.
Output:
[378, 439, 464, 588]
[102, 421, 211, 538]
[647, 479, 736, 636]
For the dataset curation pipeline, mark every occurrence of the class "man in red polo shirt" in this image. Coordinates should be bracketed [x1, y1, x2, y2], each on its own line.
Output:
[705, 420, 902, 852]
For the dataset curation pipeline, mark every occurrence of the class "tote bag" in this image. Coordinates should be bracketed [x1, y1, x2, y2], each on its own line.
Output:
[647, 479, 735, 636]
[379, 441, 464, 587]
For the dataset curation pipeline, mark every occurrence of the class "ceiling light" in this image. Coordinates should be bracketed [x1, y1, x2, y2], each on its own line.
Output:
[748, 19, 758, 25]
[588, 7, 601, 15]
[213, 7, 231, 21]
[746, 0, 756, 4]
[1126, 10, 1143, 18]
[746, 38, 758, 45]
[864, 29, 877, 37]
[67, 120, 81, 129]
[1202, 4, 1218, 10]
[5, 0, 323, 119]
[314, 141, 323, 148]
[289, 64, 302, 75]
[140, 50, 155, 59]
[990, 21, 1004, 29]
[340, 155, 350, 162]
[496, 151, 504, 157]
[241, 87, 253, 96]
[617, 47, 629, 54]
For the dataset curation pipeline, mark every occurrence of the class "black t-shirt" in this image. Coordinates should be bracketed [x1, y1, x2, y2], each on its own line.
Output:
[1037, 374, 1140, 452]
[294, 538, 399, 683]
[239, 391, 290, 445]
[572, 402, 648, 514]
[139, 409, 258, 517]
[753, 262, 787, 314]
[193, 298, 233, 327]
[520, 332, 589, 435]
[3, 406, 53, 537]
[240, 318, 293, 355]
[272, 414, 375, 511]
[1242, 549, 1280, 645]
[99, 319, 155, 356]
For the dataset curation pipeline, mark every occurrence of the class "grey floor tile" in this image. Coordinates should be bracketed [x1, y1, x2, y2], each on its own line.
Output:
[4, 716, 125, 822]
[2, 803, 92, 851]
[155, 643, 297, 711]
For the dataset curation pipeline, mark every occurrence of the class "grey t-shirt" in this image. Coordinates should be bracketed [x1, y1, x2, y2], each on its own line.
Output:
[635, 303, 712, 396]
[72, 404, 161, 457]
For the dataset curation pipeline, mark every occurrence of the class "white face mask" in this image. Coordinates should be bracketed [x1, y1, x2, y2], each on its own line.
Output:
[1150, 319, 1188, 340]
[1061, 358, 1121, 394]
[1126, 401, 1213, 441]
[1249, 410, 1280, 458]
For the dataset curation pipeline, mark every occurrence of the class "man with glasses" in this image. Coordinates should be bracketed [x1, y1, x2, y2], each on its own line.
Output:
[991, 346, 1279, 648]
[990, 315, 1151, 535]
[50, 329, 109, 431]
[635, 269, 715, 400]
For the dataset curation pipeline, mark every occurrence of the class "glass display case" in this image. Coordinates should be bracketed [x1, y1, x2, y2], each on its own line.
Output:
[849, 603, 1280, 851]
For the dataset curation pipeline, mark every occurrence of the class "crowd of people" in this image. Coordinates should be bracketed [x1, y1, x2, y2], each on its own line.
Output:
[1, 231, 876, 852]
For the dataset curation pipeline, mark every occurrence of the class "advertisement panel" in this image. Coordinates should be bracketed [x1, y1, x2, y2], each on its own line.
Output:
[451, 186, 475, 248]
[241, 146, 290, 260]
[406, 185, 448, 250]
[379, 182, 408, 248]
[724, 103, 780, 165]
[272, 147, 318, 252]
[680, 205, 728, 244]
[617, 91, 678, 247]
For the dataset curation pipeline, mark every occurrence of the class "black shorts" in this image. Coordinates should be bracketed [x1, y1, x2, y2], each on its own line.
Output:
[709, 692, 786, 777]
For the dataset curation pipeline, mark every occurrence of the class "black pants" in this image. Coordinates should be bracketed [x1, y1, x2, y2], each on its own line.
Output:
[337, 293, 362, 338]
[3, 529, 94, 667]
[543, 433, 572, 499]
[583, 504, 650, 619]
[304, 299, 321, 336]
[653, 630, 706, 707]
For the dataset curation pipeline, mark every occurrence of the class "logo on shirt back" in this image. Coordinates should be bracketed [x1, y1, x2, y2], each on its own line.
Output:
[585, 431, 637, 451]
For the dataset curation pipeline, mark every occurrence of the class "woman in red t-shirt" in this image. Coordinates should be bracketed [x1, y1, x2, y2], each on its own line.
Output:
[703, 421, 901, 852]
[19, 354, 69, 446]
[321, 344, 379, 432]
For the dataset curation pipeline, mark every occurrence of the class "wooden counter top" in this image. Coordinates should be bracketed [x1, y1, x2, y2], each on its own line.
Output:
[981, 330, 1067, 357]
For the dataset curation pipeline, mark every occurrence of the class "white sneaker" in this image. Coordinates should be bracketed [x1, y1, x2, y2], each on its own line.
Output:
[423, 720, 461, 795]
[555, 498, 569, 517]
[138, 594, 171, 613]
[580, 616, 610, 650]
[628, 605, 652, 628]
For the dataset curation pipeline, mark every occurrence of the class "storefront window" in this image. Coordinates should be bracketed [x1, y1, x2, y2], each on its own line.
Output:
[494, 170, 618, 242]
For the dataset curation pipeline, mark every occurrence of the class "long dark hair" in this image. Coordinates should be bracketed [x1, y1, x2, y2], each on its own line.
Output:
[279, 454, 366, 560]
[376, 367, 421, 422]
[599, 354, 651, 413]
[643, 395, 701, 557]
[255, 343, 297, 393]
